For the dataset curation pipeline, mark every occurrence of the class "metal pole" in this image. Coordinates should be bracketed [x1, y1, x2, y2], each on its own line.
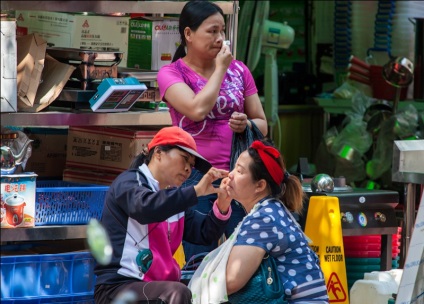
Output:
[402, 183, 416, 267]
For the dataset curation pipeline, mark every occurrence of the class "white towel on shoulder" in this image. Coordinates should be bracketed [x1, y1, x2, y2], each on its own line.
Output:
[189, 202, 263, 304]
[189, 226, 242, 303]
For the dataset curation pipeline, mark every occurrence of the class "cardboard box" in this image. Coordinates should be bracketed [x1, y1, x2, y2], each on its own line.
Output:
[1, 173, 37, 228]
[66, 126, 158, 174]
[24, 128, 68, 178]
[18, 54, 75, 112]
[127, 17, 180, 70]
[137, 87, 161, 102]
[133, 86, 167, 110]
[1, 19, 17, 113]
[16, 33, 47, 109]
[63, 168, 118, 186]
[16, 11, 129, 67]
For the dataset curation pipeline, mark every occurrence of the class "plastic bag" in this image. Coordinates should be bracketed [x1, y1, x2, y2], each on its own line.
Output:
[330, 119, 373, 157]
[345, 91, 374, 122]
[366, 105, 419, 180]
[314, 126, 338, 176]
[329, 120, 372, 183]
[229, 120, 264, 171]
[333, 81, 360, 99]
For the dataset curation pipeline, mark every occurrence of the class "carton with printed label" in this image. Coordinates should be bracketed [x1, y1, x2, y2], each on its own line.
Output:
[15, 11, 129, 66]
[1, 173, 37, 228]
[1, 19, 17, 113]
[127, 17, 180, 70]
[66, 126, 158, 174]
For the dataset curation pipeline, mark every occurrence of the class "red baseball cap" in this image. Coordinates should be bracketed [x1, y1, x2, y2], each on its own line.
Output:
[148, 126, 211, 174]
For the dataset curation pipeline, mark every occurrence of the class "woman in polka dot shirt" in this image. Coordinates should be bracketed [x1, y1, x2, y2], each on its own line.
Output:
[220, 139, 329, 303]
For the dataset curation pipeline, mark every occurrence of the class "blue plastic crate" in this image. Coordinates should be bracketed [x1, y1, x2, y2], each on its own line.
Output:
[35, 181, 109, 226]
[39, 254, 72, 296]
[40, 295, 94, 303]
[0, 295, 94, 303]
[1, 252, 95, 301]
[1, 256, 16, 299]
[72, 253, 96, 294]
[7, 255, 41, 298]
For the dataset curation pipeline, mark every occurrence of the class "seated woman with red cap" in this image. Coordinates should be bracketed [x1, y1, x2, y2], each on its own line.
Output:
[189, 139, 329, 304]
[94, 126, 231, 304]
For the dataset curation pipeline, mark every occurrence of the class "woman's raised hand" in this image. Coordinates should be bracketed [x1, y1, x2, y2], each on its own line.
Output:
[194, 167, 229, 197]
[228, 111, 248, 133]
[216, 177, 232, 213]
[215, 43, 233, 71]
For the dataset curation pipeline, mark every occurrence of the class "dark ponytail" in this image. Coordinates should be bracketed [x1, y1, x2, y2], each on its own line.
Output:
[129, 149, 150, 169]
[172, 44, 187, 62]
[279, 174, 305, 214]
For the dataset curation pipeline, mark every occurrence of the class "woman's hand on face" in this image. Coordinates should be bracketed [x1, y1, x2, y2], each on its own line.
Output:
[215, 44, 233, 71]
[216, 177, 232, 212]
[229, 111, 249, 133]
[194, 168, 229, 197]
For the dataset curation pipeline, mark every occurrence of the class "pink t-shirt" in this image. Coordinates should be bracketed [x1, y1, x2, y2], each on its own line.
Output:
[157, 59, 257, 170]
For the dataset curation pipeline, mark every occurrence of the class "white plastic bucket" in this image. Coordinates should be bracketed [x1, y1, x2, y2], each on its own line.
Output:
[350, 270, 403, 304]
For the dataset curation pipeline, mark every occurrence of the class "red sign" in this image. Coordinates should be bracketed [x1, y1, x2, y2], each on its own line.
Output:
[327, 272, 347, 302]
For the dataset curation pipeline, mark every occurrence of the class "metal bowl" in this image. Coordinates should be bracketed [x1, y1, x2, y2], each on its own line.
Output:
[382, 57, 414, 88]
[310, 174, 334, 193]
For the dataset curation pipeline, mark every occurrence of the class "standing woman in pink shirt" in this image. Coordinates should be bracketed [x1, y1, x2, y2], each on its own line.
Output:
[157, 0, 268, 261]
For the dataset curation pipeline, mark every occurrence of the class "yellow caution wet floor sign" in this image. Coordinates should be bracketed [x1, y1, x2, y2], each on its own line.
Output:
[305, 196, 349, 303]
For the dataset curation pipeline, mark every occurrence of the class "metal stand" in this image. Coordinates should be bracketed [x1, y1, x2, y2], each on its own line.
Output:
[402, 183, 418, 263]
[392, 140, 424, 267]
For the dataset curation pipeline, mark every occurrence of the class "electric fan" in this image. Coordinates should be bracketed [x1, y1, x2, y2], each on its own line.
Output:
[237, 1, 295, 128]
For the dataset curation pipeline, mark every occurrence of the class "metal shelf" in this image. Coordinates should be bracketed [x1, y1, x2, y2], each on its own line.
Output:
[0, 1, 238, 245]
[1, 1, 236, 15]
[1, 109, 172, 127]
[1, 1, 239, 56]
[1, 1, 239, 128]
[1, 225, 88, 242]
[315, 98, 424, 114]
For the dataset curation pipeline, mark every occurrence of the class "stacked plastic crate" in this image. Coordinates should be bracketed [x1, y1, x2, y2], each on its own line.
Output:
[34, 181, 108, 226]
[343, 227, 402, 291]
[369, 0, 395, 57]
[333, 0, 352, 85]
[368, 0, 397, 100]
[1, 252, 96, 303]
[1, 181, 109, 303]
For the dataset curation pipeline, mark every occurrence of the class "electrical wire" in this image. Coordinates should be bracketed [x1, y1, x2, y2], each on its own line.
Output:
[274, 111, 282, 151]
[268, 111, 282, 150]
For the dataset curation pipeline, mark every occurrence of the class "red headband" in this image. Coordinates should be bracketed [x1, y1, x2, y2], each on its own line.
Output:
[250, 141, 284, 185]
